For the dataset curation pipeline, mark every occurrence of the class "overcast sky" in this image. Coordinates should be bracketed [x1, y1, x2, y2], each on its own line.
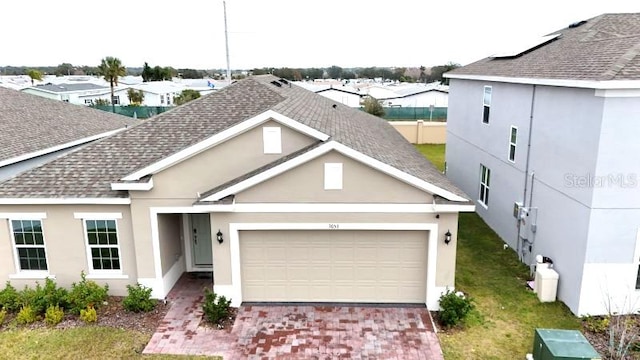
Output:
[1, 0, 638, 70]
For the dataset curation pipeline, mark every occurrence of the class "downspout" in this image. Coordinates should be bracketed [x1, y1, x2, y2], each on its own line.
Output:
[517, 84, 537, 261]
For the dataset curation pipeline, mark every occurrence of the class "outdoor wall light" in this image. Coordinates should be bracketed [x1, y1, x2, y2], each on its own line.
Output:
[216, 230, 224, 244]
[444, 230, 452, 245]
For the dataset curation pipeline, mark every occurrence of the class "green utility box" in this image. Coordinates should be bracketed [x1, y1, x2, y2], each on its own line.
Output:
[533, 329, 601, 360]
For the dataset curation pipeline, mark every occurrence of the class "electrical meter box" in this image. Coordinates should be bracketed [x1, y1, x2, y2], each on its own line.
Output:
[532, 329, 601, 360]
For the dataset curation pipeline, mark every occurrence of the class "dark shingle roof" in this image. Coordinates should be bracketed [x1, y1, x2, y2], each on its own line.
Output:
[0, 87, 136, 163]
[0, 75, 467, 200]
[448, 13, 640, 81]
[31, 83, 108, 93]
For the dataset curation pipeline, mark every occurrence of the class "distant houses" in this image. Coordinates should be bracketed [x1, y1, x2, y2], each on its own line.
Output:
[3, 75, 227, 108]
[293, 79, 449, 109]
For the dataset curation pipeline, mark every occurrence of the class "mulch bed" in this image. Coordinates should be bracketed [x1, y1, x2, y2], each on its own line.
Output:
[581, 315, 640, 360]
[1, 296, 240, 337]
[0, 296, 170, 334]
[198, 307, 238, 333]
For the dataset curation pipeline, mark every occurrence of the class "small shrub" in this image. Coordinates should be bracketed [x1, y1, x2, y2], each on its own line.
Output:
[123, 283, 156, 313]
[79, 306, 97, 323]
[44, 305, 64, 326]
[582, 314, 610, 333]
[18, 286, 38, 311]
[202, 289, 231, 325]
[0, 282, 21, 312]
[67, 272, 109, 314]
[16, 305, 38, 325]
[438, 289, 474, 328]
[0, 308, 6, 325]
[31, 278, 68, 314]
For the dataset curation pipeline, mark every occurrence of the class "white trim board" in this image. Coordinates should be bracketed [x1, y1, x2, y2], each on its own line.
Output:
[0, 198, 131, 205]
[0, 128, 127, 168]
[73, 212, 123, 220]
[0, 212, 47, 219]
[122, 110, 330, 181]
[445, 73, 640, 90]
[191, 203, 475, 213]
[111, 178, 154, 191]
[217, 222, 440, 308]
[201, 141, 468, 202]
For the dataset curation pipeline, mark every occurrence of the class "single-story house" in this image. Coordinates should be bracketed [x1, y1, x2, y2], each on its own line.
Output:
[0, 75, 473, 309]
[22, 83, 111, 105]
[0, 87, 135, 182]
[379, 86, 449, 108]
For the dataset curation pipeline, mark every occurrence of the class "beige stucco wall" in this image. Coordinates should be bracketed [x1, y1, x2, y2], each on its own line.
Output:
[158, 214, 182, 276]
[210, 212, 459, 290]
[128, 120, 316, 279]
[391, 121, 447, 144]
[133, 120, 316, 200]
[235, 151, 433, 204]
[0, 204, 136, 296]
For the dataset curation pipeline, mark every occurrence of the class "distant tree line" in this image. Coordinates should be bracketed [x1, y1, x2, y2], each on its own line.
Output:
[249, 63, 460, 84]
[1, 62, 460, 84]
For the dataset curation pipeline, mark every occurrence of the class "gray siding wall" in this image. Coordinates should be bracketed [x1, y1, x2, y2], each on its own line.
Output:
[447, 79, 607, 314]
[585, 96, 640, 264]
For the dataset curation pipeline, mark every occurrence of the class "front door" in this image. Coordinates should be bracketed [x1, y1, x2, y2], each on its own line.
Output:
[190, 214, 213, 266]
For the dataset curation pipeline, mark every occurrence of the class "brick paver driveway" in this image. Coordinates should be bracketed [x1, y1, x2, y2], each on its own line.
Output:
[144, 275, 444, 359]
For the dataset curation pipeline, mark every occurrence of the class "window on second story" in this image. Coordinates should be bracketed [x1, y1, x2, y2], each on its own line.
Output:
[483, 86, 492, 124]
[479, 164, 490, 207]
[509, 126, 518, 162]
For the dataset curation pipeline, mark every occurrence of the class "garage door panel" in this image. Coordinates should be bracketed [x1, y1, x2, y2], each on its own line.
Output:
[240, 230, 427, 303]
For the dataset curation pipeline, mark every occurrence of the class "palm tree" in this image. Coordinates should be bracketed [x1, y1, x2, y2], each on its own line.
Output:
[97, 57, 126, 111]
[27, 69, 43, 86]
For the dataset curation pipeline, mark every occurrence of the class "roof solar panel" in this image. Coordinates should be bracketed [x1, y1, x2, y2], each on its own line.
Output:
[492, 33, 561, 58]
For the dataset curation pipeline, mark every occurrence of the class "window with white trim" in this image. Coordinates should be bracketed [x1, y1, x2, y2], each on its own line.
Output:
[112, 95, 120, 105]
[482, 86, 492, 124]
[509, 126, 518, 162]
[11, 219, 48, 271]
[84, 219, 121, 271]
[263, 127, 282, 154]
[479, 164, 490, 206]
[324, 163, 343, 190]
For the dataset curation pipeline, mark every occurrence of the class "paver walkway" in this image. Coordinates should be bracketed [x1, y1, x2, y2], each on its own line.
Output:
[144, 274, 444, 359]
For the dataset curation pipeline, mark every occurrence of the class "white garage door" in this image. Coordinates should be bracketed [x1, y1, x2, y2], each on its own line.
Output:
[240, 230, 428, 303]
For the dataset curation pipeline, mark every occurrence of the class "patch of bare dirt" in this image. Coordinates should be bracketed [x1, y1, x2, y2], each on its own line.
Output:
[198, 307, 238, 333]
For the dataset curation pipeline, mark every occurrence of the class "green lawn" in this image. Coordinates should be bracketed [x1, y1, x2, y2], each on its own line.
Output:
[417, 144, 581, 359]
[415, 144, 446, 172]
[0, 327, 214, 360]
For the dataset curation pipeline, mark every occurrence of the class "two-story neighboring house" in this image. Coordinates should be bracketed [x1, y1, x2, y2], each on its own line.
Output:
[444, 13, 640, 316]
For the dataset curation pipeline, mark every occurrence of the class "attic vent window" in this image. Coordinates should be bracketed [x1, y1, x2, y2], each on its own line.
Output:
[270, 81, 282, 87]
[569, 20, 587, 28]
[278, 78, 289, 85]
